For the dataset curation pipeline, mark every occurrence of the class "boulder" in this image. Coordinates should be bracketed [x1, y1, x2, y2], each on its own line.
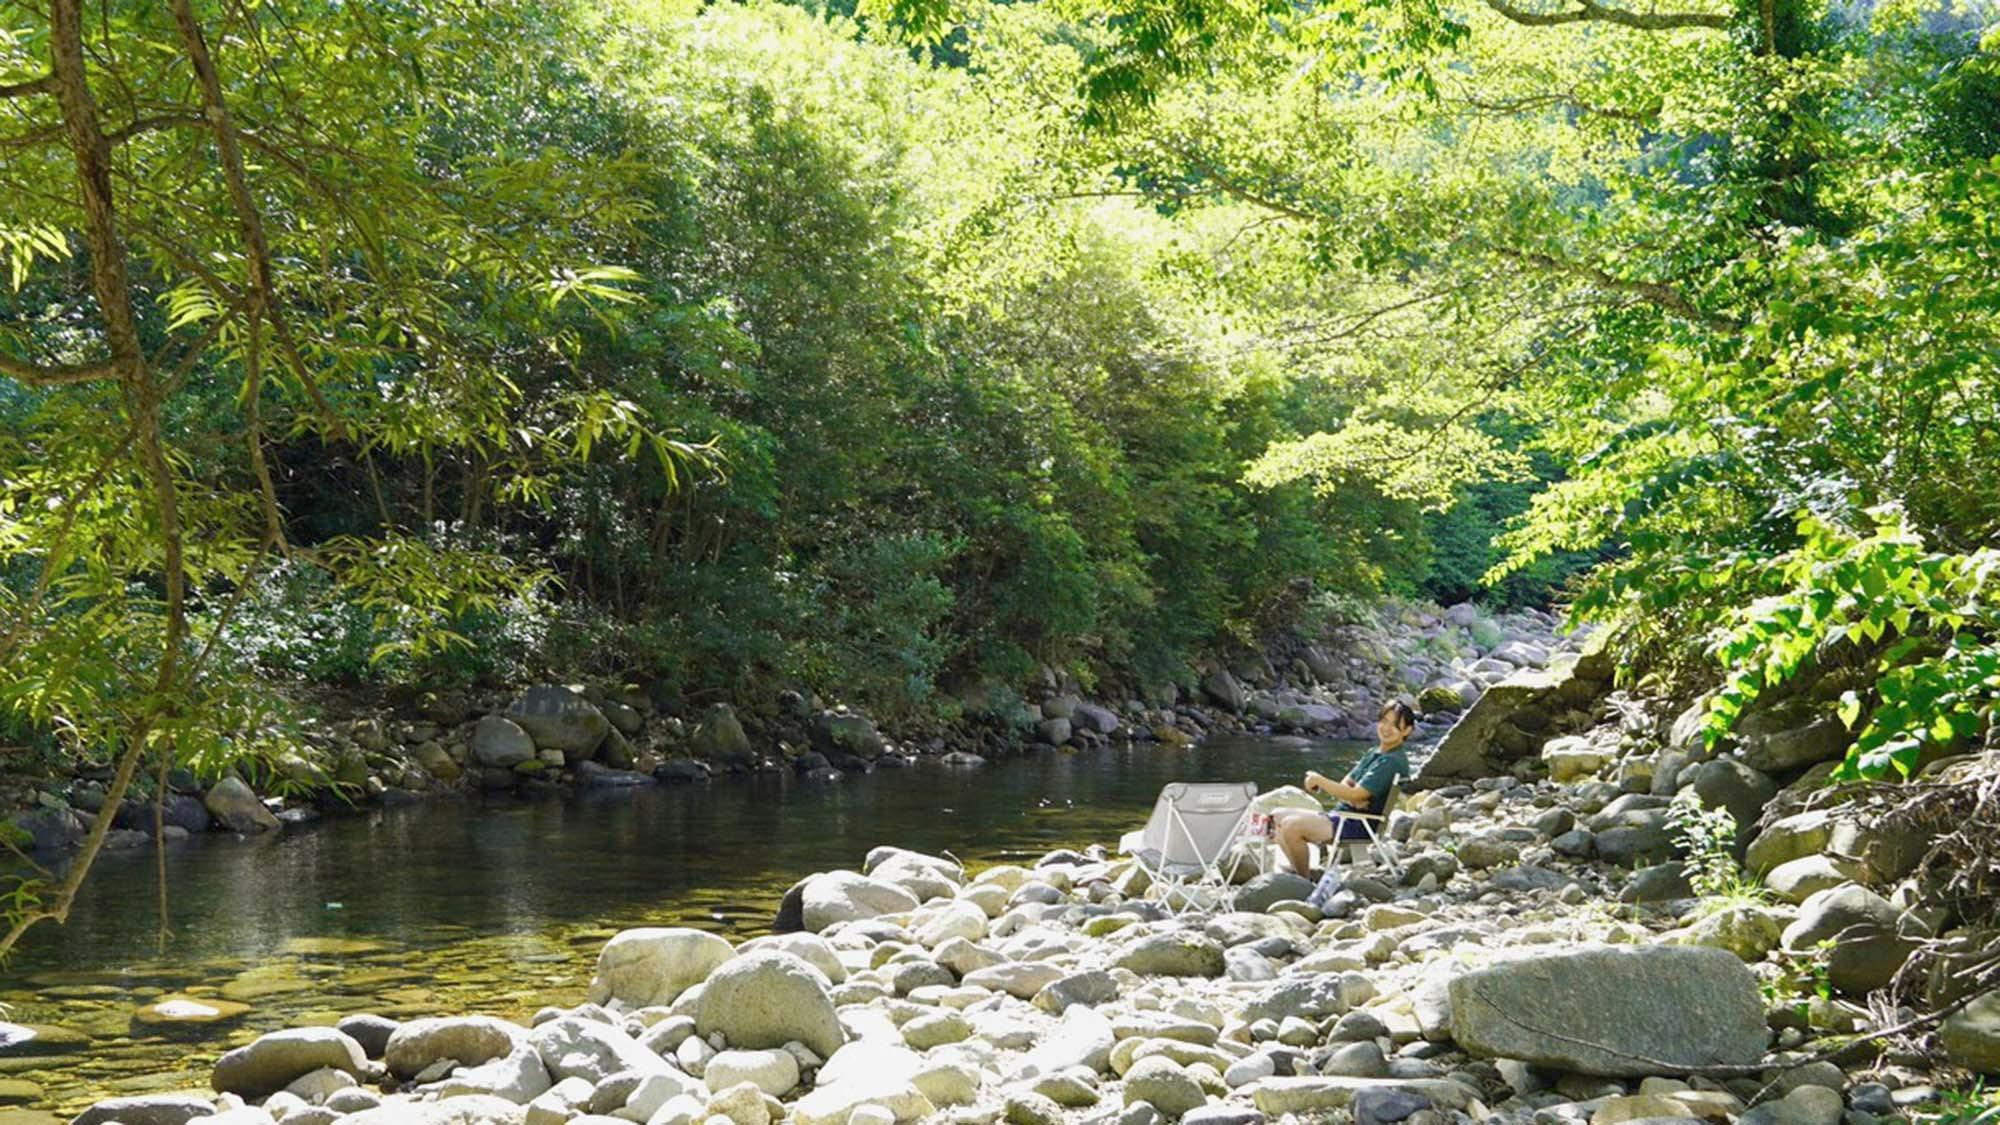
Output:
[1073, 702, 1122, 735]
[736, 933, 847, 984]
[204, 776, 279, 833]
[1685, 760, 1777, 841]
[342, 1094, 535, 1124]
[693, 951, 844, 1058]
[1418, 667, 1572, 782]
[964, 961, 1066, 1000]
[1202, 670, 1247, 713]
[1737, 703, 1848, 772]
[507, 685, 610, 763]
[1124, 1056, 1207, 1117]
[1112, 932, 1226, 978]
[865, 847, 962, 901]
[1541, 735, 1607, 783]
[1824, 925, 1920, 996]
[1940, 990, 2000, 1074]
[1680, 905, 1786, 963]
[690, 704, 754, 766]
[814, 712, 885, 760]
[704, 1048, 801, 1097]
[1764, 855, 1862, 904]
[793, 1041, 934, 1125]
[384, 1016, 527, 1078]
[799, 870, 920, 932]
[1234, 873, 1313, 915]
[425, 1041, 550, 1104]
[528, 1017, 663, 1084]
[1781, 884, 1899, 951]
[1745, 810, 1837, 875]
[211, 1027, 368, 1098]
[1447, 945, 1767, 1076]
[69, 1094, 218, 1125]
[588, 927, 735, 1008]
[471, 716, 538, 769]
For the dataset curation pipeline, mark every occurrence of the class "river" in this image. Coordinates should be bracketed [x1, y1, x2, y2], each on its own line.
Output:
[1, 735, 1365, 1115]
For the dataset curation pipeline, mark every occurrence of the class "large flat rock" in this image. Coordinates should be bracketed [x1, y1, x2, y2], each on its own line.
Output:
[1447, 944, 1766, 1076]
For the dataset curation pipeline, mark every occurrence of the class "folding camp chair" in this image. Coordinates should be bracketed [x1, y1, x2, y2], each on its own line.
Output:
[1118, 781, 1259, 915]
[1322, 784, 1404, 881]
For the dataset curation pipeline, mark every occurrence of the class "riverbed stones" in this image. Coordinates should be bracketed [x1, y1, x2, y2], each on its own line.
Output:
[384, 1015, 527, 1078]
[69, 1093, 218, 1125]
[1125, 1056, 1208, 1117]
[335, 1013, 399, 1058]
[792, 1042, 934, 1125]
[694, 951, 844, 1058]
[691, 703, 754, 766]
[1447, 945, 1767, 1076]
[589, 926, 736, 1008]
[1781, 883, 1900, 951]
[471, 716, 537, 769]
[1745, 810, 1838, 875]
[1113, 932, 1226, 977]
[864, 847, 962, 901]
[529, 1016, 662, 1083]
[204, 776, 279, 833]
[1233, 873, 1312, 914]
[1680, 904, 1786, 962]
[964, 961, 1066, 1000]
[1940, 989, 2000, 1073]
[507, 685, 610, 763]
[704, 1048, 801, 1096]
[798, 870, 921, 932]
[211, 1027, 368, 1097]
[341, 1094, 535, 1124]
[737, 933, 847, 983]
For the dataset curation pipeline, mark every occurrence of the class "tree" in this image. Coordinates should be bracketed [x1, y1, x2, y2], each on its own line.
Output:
[0, 0, 692, 956]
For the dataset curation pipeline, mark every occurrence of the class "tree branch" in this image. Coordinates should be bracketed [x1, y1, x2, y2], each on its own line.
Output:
[0, 73, 55, 98]
[1491, 244, 1741, 332]
[1482, 0, 1730, 29]
[0, 351, 117, 386]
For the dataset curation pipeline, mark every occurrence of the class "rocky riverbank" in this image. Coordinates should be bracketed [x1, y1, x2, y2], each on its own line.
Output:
[4, 600, 1578, 857]
[39, 628, 2000, 1125]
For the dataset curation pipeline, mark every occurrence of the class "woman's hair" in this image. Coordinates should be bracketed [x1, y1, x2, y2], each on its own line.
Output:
[1379, 699, 1418, 729]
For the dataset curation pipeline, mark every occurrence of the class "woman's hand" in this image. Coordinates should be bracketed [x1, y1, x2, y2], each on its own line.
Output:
[1302, 770, 1327, 794]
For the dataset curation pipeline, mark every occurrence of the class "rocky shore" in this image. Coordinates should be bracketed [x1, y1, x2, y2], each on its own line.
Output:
[39, 618, 2000, 1125]
[5, 601, 1575, 856]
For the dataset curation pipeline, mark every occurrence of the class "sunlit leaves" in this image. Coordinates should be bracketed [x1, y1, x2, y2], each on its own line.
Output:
[1700, 508, 2000, 781]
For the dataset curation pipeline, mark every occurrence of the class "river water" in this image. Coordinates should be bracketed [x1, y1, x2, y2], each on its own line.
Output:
[2, 735, 1365, 1115]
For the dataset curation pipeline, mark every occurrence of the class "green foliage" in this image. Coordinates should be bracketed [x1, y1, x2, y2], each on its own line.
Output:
[1668, 790, 1767, 905]
[1703, 509, 1999, 781]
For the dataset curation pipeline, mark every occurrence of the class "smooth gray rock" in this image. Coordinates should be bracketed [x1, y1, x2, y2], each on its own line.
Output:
[507, 685, 610, 763]
[70, 1094, 217, 1125]
[211, 1027, 368, 1098]
[204, 776, 280, 833]
[1233, 872, 1313, 914]
[471, 716, 537, 769]
[1113, 932, 1226, 978]
[1782, 883, 1898, 951]
[693, 951, 844, 1058]
[1447, 944, 1767, 1076]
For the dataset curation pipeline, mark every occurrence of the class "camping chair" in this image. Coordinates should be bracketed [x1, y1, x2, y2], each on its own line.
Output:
[1321, 784, 1405, 882]
[1118, 781, 1259, 915]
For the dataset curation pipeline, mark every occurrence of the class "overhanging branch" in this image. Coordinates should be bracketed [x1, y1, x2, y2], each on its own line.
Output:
[0, 351, 117, 386]
[0, 73, 55, 98]
[1492, 245, 1741, 332]
[1483, 0, 1730, 29]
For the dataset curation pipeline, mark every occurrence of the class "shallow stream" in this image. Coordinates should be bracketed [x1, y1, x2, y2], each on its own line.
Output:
[1, 736, 1365, 1116]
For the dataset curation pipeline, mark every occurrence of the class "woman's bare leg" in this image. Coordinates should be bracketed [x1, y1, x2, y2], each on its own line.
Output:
[1273, 809, 1333, 878]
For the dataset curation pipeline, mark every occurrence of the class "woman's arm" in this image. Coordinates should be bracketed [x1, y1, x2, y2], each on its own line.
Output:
[1304, 770, 1375, 807]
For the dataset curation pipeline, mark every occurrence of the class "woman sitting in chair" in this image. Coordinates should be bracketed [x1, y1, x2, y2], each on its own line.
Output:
[1269, 699, 1415, 880]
